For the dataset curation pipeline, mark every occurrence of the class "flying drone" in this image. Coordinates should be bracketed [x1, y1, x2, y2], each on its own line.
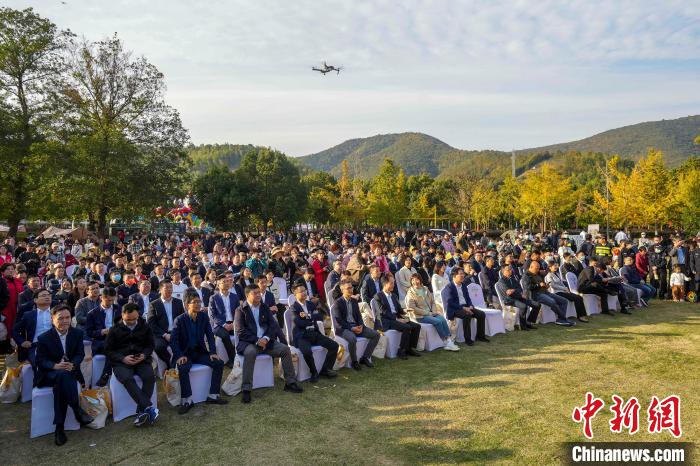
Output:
[312, 61, 342, 75]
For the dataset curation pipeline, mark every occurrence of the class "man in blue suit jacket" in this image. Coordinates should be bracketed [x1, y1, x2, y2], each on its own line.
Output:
[171, 290, 227, 415]
[330, 280, 380, 370]
[360, 265, 382, 303]
[443, 267, 488, 346]
[35, 304, 94, 446]
[13, 288, 55, 366]
[208, 275, 240, 367]
[372, 274, 421, 359]
[289, 283, 338, 382]
[85, 287, 121, 386]
[234, 284, 302, 404]
[127, 279, 160, 316]
[188, 272, 213, 309]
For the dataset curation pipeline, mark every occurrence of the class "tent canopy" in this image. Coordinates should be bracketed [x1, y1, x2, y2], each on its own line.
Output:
[41, 226, 97, 241]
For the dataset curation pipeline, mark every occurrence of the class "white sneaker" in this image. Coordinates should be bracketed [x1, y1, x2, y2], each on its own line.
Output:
[443, 341, 460, 351]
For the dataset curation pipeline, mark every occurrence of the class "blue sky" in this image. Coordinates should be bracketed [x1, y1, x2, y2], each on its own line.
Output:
[9, 0, 700, 155]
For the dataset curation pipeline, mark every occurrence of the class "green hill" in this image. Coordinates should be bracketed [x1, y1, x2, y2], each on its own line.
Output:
[519, 115, 700, 166]
[188, 144, 258, 172]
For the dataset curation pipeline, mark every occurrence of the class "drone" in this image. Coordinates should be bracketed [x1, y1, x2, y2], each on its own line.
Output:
[312, 61, 342, 75]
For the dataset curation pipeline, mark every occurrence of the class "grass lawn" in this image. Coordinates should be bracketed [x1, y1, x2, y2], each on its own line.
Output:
[2, 301, 698, 465]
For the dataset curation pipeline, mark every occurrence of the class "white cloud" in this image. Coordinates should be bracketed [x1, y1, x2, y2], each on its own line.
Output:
[7, 0, 700, 154]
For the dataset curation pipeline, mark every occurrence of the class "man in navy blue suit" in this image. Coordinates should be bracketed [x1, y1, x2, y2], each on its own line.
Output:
[86, 287, 121, 386]
[171, 290, 227, 414]
[443, 267, 489, 346]
[13, 288, 54, 366]
[360, 264, 382, 303]
[208, 274, 239, 368]
[187, 272, 212, 309]
[289, 283, 338, 382]
[146, 280, 184, 369]
[331, 280, 380, 370]
[372, 274, 421, 359]
[35, 304, 94, 446]
[234, 284, 302, 404]
[128, 279, 160, 316]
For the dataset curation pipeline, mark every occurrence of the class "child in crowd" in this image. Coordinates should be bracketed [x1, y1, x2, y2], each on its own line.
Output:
[669, 265, 691, 302]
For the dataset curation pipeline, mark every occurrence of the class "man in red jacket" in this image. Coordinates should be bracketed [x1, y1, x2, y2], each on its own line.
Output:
[635, 246, 650, 281]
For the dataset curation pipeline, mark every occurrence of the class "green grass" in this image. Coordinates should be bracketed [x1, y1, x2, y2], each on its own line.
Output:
[2, 302, 698, 465]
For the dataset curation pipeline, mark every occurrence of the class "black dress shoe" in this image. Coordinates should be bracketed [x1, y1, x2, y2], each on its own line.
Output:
[602, 310, 615, 315]
[407, 349, 421, 357]
[477, 336, 490, 343]
[178, 401, 193, 415]
[55, 428, 67, 446]
[319, 369, 337, 378]
[351, 361, 362, 371]
[359, 357, 374, 368]
[465, 340, 474, 346]
[309, 373, 320, 383]
[620, 308, 632, 314]
[241, 391, 252, 404]
[95, 373, 110, 387]
[284, 382, 303, 393]
[526, 323, 537, 329]
[205, 396, 228, 405]
[397, 351, 408, 360]
[76, 409, 94, 426]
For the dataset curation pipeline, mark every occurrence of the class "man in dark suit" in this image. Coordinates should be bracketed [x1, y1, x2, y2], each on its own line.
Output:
[562, 252, 585, 277]
[578, 258, 630, 315]
[127, 279, 160, 316]
[289, 283, 338, 382]
[299, 268, 322, 308]
[171, 291, 227, 414]
[372, 274, 421, 359]
[146, 280, 184, 369]
[35, 304, 93, 446]
[208, 274, 240, 368]
[85, 287, 122, 386]
[495, 265, 539, 330]
[16, 275, 41, 318]
[443, 267, 488, 346]
[234, 284, 302, 404]
[360, 264, 382, 303]
[188, 272, 212, 309]
[105, 302, 158, 426]
[13, 288, 54, 365]
[331, 280, 380, 370]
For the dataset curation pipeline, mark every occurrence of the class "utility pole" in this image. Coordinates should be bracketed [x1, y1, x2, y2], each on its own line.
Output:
[511, 149, 516, 178]
[605, 159, 610, 241]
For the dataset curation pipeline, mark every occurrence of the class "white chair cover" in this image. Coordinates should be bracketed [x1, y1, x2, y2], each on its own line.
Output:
[466, 283, 506, 335]
[21, 364, 33, 403]
[91, 354, 106, 388]
[109, 374, 158, 422]
[30, 385, 80, 438]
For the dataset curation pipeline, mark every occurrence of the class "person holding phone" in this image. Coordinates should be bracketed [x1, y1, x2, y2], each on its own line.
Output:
[105, 302, 159, 426]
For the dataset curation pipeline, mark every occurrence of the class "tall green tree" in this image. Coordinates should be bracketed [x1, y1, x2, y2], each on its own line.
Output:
[302, 171, 337, 226]
[366, 159, 408, 227]
[0, 7, 72, 236]
[47, 34, 189, 236]
[191, 166, 248, 231]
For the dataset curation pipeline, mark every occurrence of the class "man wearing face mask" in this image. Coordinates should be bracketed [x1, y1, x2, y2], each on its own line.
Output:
[648, 241, 669, 299]
[117, 271, 139, 308]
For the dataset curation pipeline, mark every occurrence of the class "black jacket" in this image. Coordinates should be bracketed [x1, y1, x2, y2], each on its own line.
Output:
[104, 318, 155, 364]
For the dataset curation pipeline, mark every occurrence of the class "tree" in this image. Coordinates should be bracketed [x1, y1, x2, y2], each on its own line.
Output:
[0, 7, 72, 236]
[190, 166, 247, 231]
[627, 149, 671, 230]
[672, 168, 700, 231]
[516, 163, 573, 232]
[48, 34, 189, 237]
[302, 171, 337, 226]
[235, 147, 307, 229]
[593, 156, 635, 231]
[366, 159, 408, 227]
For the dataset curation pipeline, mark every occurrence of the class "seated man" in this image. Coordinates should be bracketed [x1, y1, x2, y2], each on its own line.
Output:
[257, 273, 288, 344]
[521, 261, 575, 327]
[13, 288, 54, 366]
[116, 271, 139, 309]
[234, 284, 303, 404]
[188, 272, 212, 310]
[208, 274, 240, 368]
[146, 280, 184, 369]
[578, 258, 630, 315]
[330, 280, 380, 370]
[495, 266, 540, 330]
[620, 256, 656, 304]
[443, 267, 489, 345]
[85, 287, 121, 386]
[372, 274, 421, 359]
[35, 304, 94, 446]
[289, 283, 338, 382]
[171, 291, 227, 414]
[74, 281, 101, 332]
[127, 279, 159, 316]
[360, 264, 382, 303]
[105, 302, 159, 427]
[544, 261, 589, 323]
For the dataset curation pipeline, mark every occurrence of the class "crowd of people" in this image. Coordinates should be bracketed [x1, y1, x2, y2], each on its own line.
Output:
[0, 226, 698, 445]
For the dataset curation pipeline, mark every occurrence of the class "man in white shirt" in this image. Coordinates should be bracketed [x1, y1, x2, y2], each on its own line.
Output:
[12, 288, 54, 366]
[146, 280, 184, 369]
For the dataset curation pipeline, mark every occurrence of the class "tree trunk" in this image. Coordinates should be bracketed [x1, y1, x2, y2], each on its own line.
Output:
[96, 208, 109, 240]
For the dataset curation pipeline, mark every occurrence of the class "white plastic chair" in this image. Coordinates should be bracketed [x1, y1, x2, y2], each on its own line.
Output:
[233, 335, 274, 389]
[91, 354, 106, 388]
[566, 272, 601, 315]
[188, 364, 215, 403]
[109, 373, 158, 422]
[369, 299, 400, 358]
[519, 277, 556, 323]
[439, 286, 471, 343]
[329, 300, 368, 366]
[215, 335, 236, 363]
[30, 384, 80, 438]
[466, 283, 506, 335]
[272, 277, 288, 304]
[283, 308, 327, 381]
[21, 364, 33, 402]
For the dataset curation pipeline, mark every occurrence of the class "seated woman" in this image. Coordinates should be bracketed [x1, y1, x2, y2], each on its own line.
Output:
[431, 260, 449, 301]
[404, 274, 459, 351]
[544, 261, 589, 322]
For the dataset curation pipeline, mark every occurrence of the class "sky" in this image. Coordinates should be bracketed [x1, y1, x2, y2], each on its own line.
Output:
[9, 0, 700, 156]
